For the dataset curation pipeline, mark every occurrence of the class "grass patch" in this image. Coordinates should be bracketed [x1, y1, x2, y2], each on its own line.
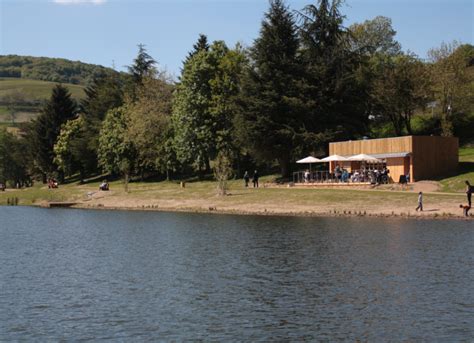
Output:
[440, 147, 474, 193]
[0, 77, 85, 100]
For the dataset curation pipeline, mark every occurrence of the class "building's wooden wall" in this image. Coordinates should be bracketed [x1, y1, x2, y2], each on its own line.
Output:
[329, 136, 458, 182]
[329, 136, 413, 155]
[386, 157, 410, 183]
[411, 136, 458, 180]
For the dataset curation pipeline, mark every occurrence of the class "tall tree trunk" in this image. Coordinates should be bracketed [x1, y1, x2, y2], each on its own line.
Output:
[404, 112, 413, 135]
[124, 172, 129, 193]
[278, 157, 290, 178]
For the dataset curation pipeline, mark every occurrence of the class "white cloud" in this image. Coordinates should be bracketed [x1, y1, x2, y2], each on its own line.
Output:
[52, 0, 107, 5]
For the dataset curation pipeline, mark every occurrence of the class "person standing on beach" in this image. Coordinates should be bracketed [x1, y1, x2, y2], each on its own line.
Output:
[415, 191, 423, 211]
[466, 181, 472, 207]
[253, 170, 259, 188]
[243, 171, 250, 187]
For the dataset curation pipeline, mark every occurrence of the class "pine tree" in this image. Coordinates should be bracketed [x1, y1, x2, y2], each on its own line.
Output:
[298, 0, 369, 141]
[32, 84, 77, 179]
[186, 34, 209, 62]
[235, 0, 303, 177]
[127, 44, 156, 84]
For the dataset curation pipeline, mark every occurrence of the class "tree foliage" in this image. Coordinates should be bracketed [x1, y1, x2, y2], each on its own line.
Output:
[0, 55, 117, 85]
[371, 53, 430, 135]
[349, 16, 401, 56]
[53, 116, 84, 177]
[428, 42, 474, 136]
[127, 44, 156, 85]
[0, 129, 29, 186]
[31, 84, 77, 177]
[126, 73, 174, 174]
[235, 0, 303, 177]
[173, 37, 246, 176]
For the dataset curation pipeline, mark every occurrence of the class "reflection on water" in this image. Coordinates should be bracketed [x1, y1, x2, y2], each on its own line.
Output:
[0, 207, 473, 340]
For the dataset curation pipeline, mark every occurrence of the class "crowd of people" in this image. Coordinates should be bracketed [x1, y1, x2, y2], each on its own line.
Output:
[301, 165, 391, 184]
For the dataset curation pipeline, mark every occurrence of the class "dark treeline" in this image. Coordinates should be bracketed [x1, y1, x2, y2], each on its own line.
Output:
[1, 0, 473, 188]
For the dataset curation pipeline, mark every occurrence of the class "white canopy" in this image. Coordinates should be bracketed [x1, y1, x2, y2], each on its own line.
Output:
[296, 156, 321, 163]
[320, 155, 348, 162]
[347, 153, 382, 162]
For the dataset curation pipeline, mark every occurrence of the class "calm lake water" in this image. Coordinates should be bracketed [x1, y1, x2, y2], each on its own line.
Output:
[0, 207, 473, 341]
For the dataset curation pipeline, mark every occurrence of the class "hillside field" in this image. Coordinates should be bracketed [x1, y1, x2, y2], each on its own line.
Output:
[0, 77, 85, 123]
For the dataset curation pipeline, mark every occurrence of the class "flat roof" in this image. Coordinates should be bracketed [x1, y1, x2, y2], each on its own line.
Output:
[342, 152, 411, 159]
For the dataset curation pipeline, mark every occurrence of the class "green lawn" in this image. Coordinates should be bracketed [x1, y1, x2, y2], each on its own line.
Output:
[440, 146, 474, 193]
[0, 77, 85, 99]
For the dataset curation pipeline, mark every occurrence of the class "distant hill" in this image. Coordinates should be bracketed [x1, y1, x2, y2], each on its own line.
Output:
[0, 55, 118, 85]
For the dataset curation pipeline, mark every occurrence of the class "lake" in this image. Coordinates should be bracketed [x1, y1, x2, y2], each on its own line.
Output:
[0, 207, 473, 341]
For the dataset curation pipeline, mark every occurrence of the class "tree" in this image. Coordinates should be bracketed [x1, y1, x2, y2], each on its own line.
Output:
[0, 129, 29, 187]
[428, 41, 474, 136]
[73, 71, 125, 178]
[31, 84, 77, 180]
[127, 44, 156, 85]
[126, 73, 174, 177]
[98, 106, 135, 191]
[371, 53, 430, 135]
[209, 42, 246, 157]
[185, 34, 209, 62]
[235, 0, 303, 177]
[212, 151, 233, 196]
[171, 44, 217, 173]
[53, 116, 84, 177]
[298, 0, 369, 144]
[348, 16, 401, 56]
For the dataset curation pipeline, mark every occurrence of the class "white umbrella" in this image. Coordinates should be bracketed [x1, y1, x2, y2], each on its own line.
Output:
[347, 153, 382, 162]
[296, 156, 321, 163]
[296, 156, 321, 172]
[320, 155, 348, 162]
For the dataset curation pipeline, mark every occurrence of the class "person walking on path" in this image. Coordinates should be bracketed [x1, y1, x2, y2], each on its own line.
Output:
[243, 171, 250, 188]
[415, 191, 423, 211]
[459, 204, 471, 217]
[252, 170, 259, 188]
[466, 181, 472, 207]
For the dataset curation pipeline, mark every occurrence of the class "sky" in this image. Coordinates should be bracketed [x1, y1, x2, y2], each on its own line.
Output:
[1, 0, 473, 77]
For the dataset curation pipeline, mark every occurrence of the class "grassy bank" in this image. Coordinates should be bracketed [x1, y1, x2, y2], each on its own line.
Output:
[440, 147, 474, 192]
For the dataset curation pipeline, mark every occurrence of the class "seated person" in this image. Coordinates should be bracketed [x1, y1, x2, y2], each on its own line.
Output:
[48, 178, 58, 189]
[351, 171, 360, 182]
[341, 169, 349, 182]
[334, 165, 342, 182]
[304, 170, 310, 183]
[99, 180, 109, 191]
[0, 182, 5, 191]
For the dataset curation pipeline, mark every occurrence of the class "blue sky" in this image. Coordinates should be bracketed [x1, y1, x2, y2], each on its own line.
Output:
[1, 0, 473, 77]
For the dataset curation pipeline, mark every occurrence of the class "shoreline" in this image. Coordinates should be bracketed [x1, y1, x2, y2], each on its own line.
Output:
[63, 202, 472, 221]
[1, 179, 472, 221]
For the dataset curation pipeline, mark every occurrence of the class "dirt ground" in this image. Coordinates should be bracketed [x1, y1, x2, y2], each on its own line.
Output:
[75, 182, 472, 220]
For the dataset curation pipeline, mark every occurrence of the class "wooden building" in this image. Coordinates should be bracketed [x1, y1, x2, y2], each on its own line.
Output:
[329, 136, 458, 182]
